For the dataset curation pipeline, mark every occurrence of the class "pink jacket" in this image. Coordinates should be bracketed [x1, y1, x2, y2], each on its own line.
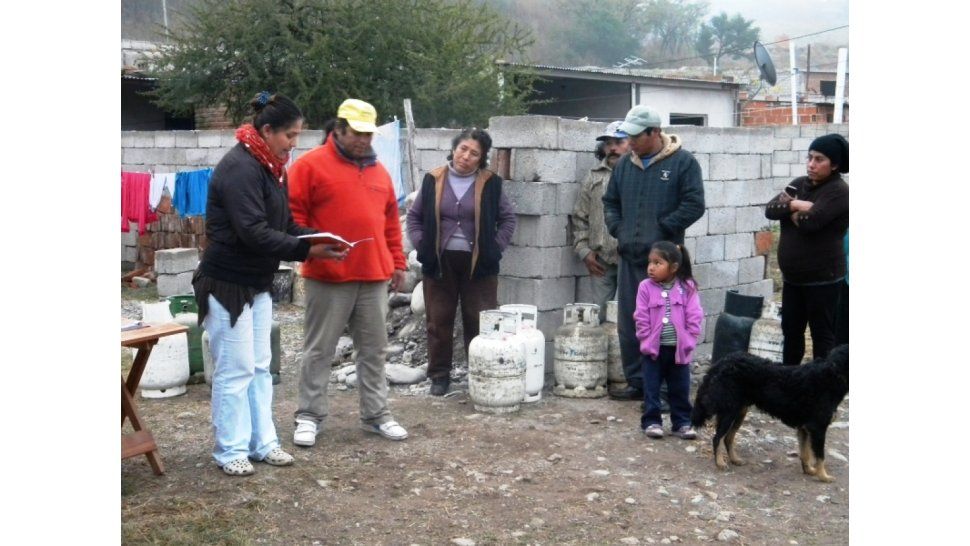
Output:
[633, 278, 704, 365]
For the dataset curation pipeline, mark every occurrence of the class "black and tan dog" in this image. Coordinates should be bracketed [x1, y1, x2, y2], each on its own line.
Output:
[690, 345, 849, 482]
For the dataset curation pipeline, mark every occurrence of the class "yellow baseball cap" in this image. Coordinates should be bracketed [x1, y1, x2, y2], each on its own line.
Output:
[337, 98, 379, 133]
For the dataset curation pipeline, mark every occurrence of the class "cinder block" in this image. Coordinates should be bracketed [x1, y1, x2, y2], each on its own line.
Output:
[706, 260, 740, 288]
[414, 128, 461, 150]
[175, 131, 199, 148]
[503, 181, 558, 216]
[704, 315, 718, 343]
[511, 149, 578, 183]
[512, 215, 570, 247]
[693, 153, 710, 181]
[559, 118, 605, 152]
[735, 154, 762, 180]
[222, 130, 240, 147]
[122, 245, 138, 263]
[709, 154, 736, 181]
[745, 179, 776, 206]
[122, 148, 151, 166]
[157, 271, 195, 297]
[130, 132, 155, 148]
[724, 233, 753, 260]
[685, 211, 708, 237]
[735, 279, 774, 302]
[502, 246, 576, 278]
[694, 235, 724, 263]
[155, 248, 200, 274]
[749, 130, 774, 153]
[679, 129, 720, 154]
[121, 228, 138, 246]
[121, 132, 136, 148]
[418, 149, 446, 172]
[772, 163, 790, 177]
[698, 287, 727, 316]
[574, 276, 595, 305]
[773, 137, 792, 151]
[206, 148, 228, 166]
[739, 255, 766, 284]
[295, 130, 323, 149]
[574, 153, 599, 184]
[800, 125, 825, 138]
[761, 155, 771, 179]
[155, 133, 175, 147]
[537, 308, 565, 340]
[721, 132, 751, 154]
[489, 116, 559, 149]
[683, 236, 697, 258]
[773, 150, 799, 164]
[708, 208, 736, 235]
[555, 184, 581, 215]
[692, 262, 711, 289]
[198, 132, 222, 148]
[791, 137, 813, 151]
[185, 148, 208, 165]
[736, 206, 770, 232]
[498, 276, 575, 311]
[773, 126, 801, 138]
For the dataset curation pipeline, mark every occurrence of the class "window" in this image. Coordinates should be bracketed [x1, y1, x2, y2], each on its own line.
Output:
[669, 113, 706, 126]
[820, 80, 836, 96]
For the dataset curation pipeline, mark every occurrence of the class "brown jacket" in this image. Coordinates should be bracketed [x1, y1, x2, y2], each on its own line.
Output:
[571, 158, 619, 265]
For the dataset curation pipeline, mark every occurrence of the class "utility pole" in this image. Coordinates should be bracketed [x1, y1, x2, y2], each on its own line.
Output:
[789, 42, 798, 125]
[834, 48, 848, 124]
[162, 0, 169, 34]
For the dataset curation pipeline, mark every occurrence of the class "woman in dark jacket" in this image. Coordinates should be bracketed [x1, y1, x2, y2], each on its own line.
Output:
[765, 134, 849, 365]
[406, 128, 516, 395]
[193, 92, 345, 476]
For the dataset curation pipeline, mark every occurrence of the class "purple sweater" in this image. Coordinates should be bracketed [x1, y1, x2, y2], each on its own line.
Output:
[406, 165, 516, 253]
[633, 277, 704, 365]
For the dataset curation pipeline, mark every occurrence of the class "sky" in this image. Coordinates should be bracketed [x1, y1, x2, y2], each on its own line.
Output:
[705, 0, 849, 45]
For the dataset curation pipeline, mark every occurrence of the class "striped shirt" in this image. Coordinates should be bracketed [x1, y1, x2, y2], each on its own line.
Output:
[660, 281, 678, 346]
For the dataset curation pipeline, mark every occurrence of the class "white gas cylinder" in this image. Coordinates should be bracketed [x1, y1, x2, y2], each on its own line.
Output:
[553, 303, 608, 398]
[139, 301, 190, 398]
[499, 303, 546, 403]
[467, 310, 527, 414]
[749, 301, 784, 362]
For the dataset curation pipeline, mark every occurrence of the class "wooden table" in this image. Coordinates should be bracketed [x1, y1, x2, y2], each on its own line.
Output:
[121, 322, 188, 475]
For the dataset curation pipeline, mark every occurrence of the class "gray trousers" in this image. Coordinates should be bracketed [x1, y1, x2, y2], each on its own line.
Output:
[617, 257, 648, 390]
[295, 279, 392, 427]
[590, 260, 619, 324]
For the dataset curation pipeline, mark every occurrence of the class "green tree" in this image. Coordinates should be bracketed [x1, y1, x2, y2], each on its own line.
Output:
[148, 0, 535, 128]
[635, 0, 709, 60]
[696, 12, 760, 74]
[553, 0, 641, 66]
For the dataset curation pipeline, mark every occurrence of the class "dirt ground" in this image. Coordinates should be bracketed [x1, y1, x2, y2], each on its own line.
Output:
[121, 281, 848, 545]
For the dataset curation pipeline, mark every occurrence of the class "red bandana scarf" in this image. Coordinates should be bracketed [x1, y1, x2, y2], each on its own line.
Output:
[236, 124, 288, 185]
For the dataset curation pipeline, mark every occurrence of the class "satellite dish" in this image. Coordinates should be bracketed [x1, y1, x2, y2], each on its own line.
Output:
[753, 41, 777, 86]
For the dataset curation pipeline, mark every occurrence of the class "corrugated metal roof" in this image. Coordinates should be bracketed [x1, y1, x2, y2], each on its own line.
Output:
[498, 61, 742, 89]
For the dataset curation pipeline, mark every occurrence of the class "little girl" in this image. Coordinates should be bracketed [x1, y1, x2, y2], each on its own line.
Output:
[634, 241, 704, 439]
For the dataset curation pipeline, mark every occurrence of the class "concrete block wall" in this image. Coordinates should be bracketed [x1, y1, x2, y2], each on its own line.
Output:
[767, 123, 850, 184]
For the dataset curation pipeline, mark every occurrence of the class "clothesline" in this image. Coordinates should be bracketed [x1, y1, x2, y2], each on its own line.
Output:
[121, 167, 212, 235]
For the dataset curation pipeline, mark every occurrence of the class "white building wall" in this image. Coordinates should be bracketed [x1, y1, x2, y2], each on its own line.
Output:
[638, 86, 737, 127]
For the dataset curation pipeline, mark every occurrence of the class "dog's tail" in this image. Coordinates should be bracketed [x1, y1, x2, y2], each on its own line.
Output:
[691, 374, 713, 428]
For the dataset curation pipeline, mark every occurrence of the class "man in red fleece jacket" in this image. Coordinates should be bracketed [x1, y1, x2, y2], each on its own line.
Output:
[288, 99, 409, 446]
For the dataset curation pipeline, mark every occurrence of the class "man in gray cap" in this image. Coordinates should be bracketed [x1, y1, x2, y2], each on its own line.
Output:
[571, 121, 629, 322]
[602, 105, 705, 401]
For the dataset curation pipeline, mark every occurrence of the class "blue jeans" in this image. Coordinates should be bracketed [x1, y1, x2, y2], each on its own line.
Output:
[204, 292, 279, 466]
[641, 346, 693, 430]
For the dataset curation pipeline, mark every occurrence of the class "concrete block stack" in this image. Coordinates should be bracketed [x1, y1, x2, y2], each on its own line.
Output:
[121, 222, 139, 267]
[412, 128, 462, 184]
[769, 124, 850, 184]
[490, 116, 609, 371]
[155, 248, 199, 297]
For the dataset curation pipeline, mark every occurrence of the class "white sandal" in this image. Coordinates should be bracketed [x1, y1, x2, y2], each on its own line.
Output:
[221, 458, 255, 476]
[261, 447, 294, 466]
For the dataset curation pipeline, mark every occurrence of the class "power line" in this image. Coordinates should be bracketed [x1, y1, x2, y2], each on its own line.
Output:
[616, 24, 849, 69]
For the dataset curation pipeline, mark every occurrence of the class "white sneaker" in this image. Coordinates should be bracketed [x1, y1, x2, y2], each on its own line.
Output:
[360, 420, 408, 441]
[293, 419, 320, 447]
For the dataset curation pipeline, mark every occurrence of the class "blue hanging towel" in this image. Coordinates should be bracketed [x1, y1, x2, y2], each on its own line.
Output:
[172, 168, 213, 217]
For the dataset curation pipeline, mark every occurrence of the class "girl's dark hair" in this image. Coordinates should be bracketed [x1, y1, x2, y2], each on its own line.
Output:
[650, 240, 697, 292]
[251, 91, 303, 131]
[593, 140, 607, 161]
[447, 128, 492, 170]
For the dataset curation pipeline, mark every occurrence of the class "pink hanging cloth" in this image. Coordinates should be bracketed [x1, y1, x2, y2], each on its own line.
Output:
[121, 171, 158, 235]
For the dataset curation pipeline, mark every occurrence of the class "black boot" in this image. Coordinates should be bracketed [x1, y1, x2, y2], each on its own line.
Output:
[430, 377, 450, 396]
[608, 384, 644, 401]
